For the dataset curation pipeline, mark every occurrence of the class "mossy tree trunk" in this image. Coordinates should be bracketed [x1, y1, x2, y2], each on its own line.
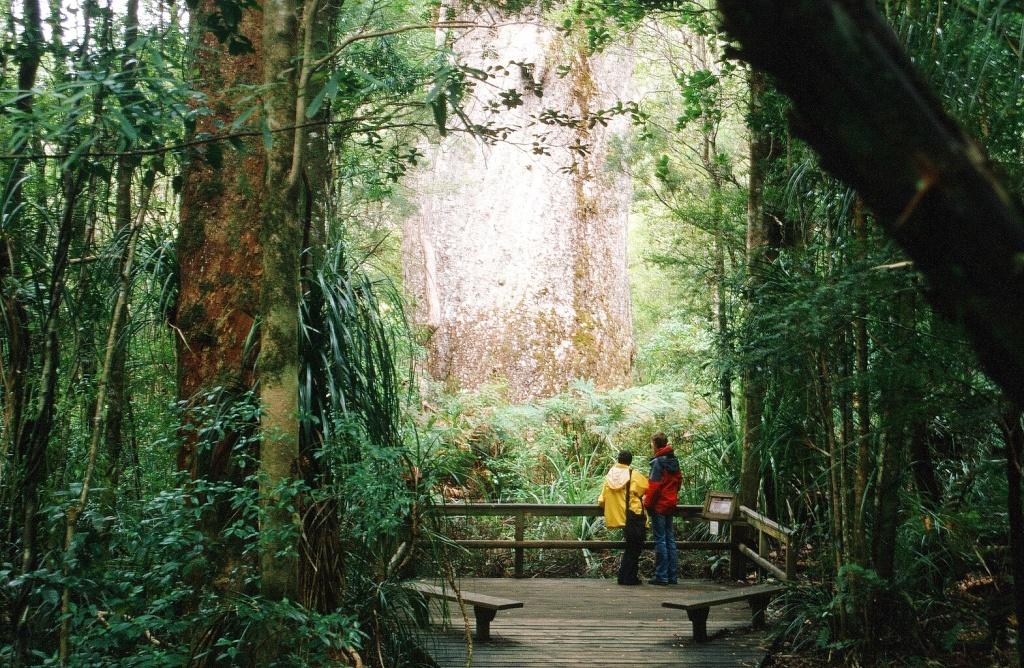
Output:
[174, 0, 264, 589]
[257, 0, 300, 602]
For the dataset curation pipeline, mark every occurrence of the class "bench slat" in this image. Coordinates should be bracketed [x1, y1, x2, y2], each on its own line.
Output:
[661, 583, 785, 611]
[408, 582, 524, 611]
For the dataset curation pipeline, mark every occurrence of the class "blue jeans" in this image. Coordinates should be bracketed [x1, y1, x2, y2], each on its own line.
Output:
[651, 512, 678, 583]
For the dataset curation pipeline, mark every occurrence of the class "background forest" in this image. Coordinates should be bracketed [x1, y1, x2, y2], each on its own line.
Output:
[1, 0, 1022, 666]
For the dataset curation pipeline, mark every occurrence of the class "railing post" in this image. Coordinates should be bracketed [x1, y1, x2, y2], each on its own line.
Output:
[785, 533, 797, 581]
[757, 528, 767, 579]
[729, 522, 746, 580]
[514, 512, 525, 578]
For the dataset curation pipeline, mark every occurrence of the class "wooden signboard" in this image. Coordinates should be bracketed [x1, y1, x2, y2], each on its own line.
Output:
[701, 491, 737, 521]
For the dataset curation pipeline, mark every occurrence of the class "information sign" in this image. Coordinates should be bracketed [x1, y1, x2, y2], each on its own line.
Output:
[702, 490, 738, 521]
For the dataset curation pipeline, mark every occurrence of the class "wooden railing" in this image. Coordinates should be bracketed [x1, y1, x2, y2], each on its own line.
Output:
[433, 502, 796, 580]
[737, 505, 797, 581]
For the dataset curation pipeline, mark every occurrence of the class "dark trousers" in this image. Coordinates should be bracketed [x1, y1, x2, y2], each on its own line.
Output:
[618, 522, 644, 584]
[651, 512, 678, 583]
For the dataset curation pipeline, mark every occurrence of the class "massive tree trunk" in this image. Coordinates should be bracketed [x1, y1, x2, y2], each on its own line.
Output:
[403, 8, 634, 401]
[173, 0, 264, 588]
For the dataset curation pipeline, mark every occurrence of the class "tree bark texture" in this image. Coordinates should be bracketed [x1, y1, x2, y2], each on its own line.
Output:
[403, 8, 634, 401]
[175, 1, 264, 478]
[257, 0, 300, 602]
[717, 0, 1024, 409]
[173, 0, 266, 601]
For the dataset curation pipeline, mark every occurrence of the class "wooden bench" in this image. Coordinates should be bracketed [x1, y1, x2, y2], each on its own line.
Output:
[662, 583, 785, 642]
[407, 582, 523, 641]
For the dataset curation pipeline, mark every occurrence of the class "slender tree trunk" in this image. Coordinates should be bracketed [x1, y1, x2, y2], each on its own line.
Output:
[104, 0, 141, 506]
[815, 351, 846, 573]
[708, 157, 735, 441]
[257, 0, 300, 603]
[739, 68, 769, 512]
[735, 68, 771, 580]
[7, 6, 48, 659]
[873, 291, 914, 581]
[13, 169, 81, 666]
[853, 197, 872, 564]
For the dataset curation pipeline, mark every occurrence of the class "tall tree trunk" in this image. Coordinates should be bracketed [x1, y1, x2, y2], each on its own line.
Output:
[852, 197, 872, 564]
[103, 0, 140, 504]
[873, 290, 914, 582]
[0, 25, 35, 553]
[706, 136, 735, 441]
[257, 0, 300, 603]
[174, 0, 264, 590]
[104, 0, 141, 508]
[13, 169, 81, 666]
[735, 68, 771, 580]
[6, 0, 44, 660]
[739, 68, 769, 512]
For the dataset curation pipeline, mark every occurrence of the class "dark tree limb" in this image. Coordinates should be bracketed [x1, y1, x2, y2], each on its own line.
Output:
[717, 0, 1024, 408]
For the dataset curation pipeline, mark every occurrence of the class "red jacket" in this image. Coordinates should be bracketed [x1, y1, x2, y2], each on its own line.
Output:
[644, 445, 682, 514]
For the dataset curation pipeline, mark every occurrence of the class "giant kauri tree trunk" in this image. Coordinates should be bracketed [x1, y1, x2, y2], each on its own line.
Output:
[404, 7, 635, 401]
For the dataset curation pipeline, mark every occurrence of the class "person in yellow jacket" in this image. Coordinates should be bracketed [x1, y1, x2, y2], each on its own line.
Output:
[597, 451, 649, 585]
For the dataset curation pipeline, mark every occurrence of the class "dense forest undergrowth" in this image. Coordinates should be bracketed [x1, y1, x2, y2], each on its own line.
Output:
[1, 0, 1023, 665]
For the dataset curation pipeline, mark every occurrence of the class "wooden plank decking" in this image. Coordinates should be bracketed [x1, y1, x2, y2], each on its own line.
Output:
[417, 578, 771, 667]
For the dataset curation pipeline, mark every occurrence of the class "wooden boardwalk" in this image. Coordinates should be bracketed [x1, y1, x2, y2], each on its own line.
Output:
[417, 578, 771, 667]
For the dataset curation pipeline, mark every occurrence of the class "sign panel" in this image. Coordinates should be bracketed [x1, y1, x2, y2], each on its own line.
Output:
[702, 491, 737, 521]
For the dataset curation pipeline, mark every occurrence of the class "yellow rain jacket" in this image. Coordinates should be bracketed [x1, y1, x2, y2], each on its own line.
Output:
[597, 464, 649, 529]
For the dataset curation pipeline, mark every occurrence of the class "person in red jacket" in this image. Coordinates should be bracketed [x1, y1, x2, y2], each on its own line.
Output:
[644, 432, 682, 584]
